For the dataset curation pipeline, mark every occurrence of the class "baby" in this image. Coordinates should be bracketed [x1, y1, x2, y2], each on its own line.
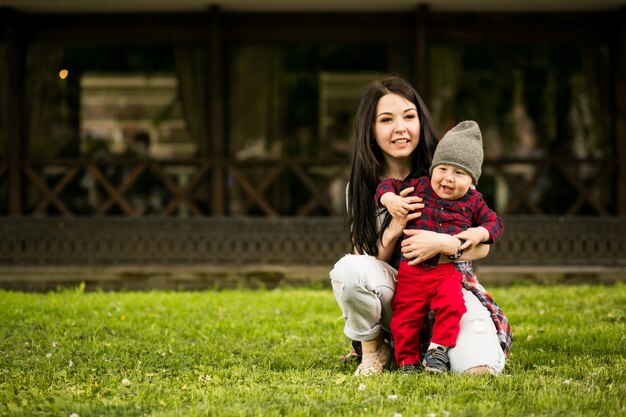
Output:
[376, 120, 503, 373]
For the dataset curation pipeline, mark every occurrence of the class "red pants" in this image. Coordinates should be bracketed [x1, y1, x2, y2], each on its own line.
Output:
[391, 262, 466, 366]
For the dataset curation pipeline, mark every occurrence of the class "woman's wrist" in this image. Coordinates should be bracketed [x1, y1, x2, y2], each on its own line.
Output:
[441, 235, 463, 256]
[385, 219, 405, 241]
[447, 238, 466, 260]
[377, 227, 400, 262]
[459, 242, 489, 261]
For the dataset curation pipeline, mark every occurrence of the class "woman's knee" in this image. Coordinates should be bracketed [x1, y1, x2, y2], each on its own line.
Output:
[329, 254, 396, 337]
[330, 254, 393, 295]
[448, 290, 506, 374]
[330, 254, 362, 290]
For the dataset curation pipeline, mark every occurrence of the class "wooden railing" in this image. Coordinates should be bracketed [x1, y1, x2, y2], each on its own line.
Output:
[485, 157, 618, 216]
[0, 156, 618, 217]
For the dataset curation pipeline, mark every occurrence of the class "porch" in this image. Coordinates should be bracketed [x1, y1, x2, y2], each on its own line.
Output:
[1, 3, 625, 290]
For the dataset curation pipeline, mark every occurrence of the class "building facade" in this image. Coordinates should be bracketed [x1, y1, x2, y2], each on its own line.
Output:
[1, 2, 625, 278]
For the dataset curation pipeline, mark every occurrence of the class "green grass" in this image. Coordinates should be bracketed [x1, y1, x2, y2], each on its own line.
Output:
[1, 283, 625, 417]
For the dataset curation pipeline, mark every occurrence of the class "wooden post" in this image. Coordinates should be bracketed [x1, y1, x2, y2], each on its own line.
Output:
[209, 5, 226, 216]
[3, 9, 25, 215]
[617, 8, 626, 215]
[415, 4, 430, 101]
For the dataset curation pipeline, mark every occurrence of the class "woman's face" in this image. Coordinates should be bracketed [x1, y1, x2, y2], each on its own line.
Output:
[373, 93, 420, 164]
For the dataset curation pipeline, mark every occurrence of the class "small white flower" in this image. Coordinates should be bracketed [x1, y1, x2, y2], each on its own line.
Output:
[358, 383, 366, 391]
[69, 413, 79, 417]
[68, 360, 74, 367]
[52, 342, 58, 348]
[46, 352, 52, 358]
[388, 394, 398, 400]
[393, 413, 403, 417]
[562, 379, 571, 385]
[427, 413, 437, 417]
[121, 378, 131, 386]
[198, 374, 212, 382]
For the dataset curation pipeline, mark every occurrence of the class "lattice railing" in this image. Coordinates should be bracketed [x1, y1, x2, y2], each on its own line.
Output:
[486, 157, 617, 215]
[0, 156, 618, 217]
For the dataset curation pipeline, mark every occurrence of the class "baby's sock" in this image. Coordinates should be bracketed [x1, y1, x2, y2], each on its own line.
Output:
[428, 342, 449, 352]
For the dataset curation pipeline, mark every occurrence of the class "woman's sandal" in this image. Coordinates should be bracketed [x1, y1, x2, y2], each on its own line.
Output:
[354, 342, 391, 376]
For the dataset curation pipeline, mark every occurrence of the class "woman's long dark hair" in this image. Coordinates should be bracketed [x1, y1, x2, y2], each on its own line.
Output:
[346, 75, 439, 256]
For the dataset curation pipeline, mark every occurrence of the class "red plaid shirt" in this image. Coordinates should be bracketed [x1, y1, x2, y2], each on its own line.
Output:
[376, 176, 503, 266]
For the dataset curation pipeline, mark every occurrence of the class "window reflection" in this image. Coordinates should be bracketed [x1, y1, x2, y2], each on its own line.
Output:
[80, 73, 193, 159]
[6, 38, 615, 217]
[227, 43, 404, 216]
[429, 43, 614, 215]
[25, 45, 194, 160]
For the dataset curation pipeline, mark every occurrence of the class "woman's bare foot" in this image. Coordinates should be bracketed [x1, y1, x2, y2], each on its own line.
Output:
[465, 365, 495, 376]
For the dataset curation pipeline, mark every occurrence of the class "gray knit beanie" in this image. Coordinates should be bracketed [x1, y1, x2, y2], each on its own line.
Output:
[429, 120, 484, 184]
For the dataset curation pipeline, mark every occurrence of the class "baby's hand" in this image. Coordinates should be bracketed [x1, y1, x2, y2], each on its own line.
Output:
[380, 192, 412, 221]
[454, 227, 489, 251]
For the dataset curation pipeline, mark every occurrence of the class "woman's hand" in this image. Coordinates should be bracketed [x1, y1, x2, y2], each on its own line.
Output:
[401, 229, 460, 265]
[401, 229, 491, 265]
[454, 226, 489, 251]
[376, 187, 424, 262]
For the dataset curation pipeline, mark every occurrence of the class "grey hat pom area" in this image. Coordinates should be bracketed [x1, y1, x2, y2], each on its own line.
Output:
[429, 120, 484, 184]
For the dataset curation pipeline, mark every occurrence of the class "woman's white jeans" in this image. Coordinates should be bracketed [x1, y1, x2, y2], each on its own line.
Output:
[330, 254, 505, 374]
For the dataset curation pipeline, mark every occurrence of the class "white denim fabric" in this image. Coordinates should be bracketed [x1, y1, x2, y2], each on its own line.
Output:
[447, 288, 506, 374]
[329, 254, 396, 341]
[329, 253, 506, 374]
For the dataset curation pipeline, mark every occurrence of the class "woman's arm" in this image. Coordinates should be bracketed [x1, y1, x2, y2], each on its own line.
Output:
[400, 229, 490, 265]
[376, 187, 423, 262]
[376, 217, 407, 262]
[456, 241, 490, 261]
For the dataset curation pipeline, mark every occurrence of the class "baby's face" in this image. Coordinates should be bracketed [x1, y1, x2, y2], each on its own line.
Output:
[430, 164, 473, 200]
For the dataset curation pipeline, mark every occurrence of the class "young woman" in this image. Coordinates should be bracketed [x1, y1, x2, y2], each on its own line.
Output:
[329, 75, 512, 376]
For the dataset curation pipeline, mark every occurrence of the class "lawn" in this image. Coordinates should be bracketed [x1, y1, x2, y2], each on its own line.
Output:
[1, 283, 624, 417]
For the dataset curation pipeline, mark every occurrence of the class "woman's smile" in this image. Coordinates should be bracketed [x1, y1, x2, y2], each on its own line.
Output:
[392, 138, 411, 145]
[374, 93, 421, 160]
